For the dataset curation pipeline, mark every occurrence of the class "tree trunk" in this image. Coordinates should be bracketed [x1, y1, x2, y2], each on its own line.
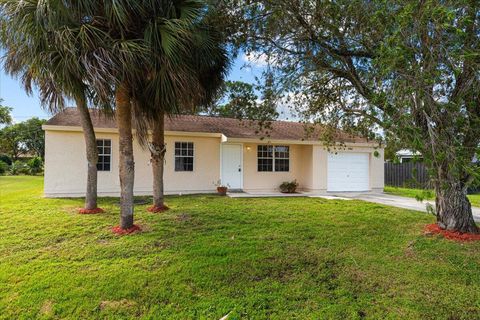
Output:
[115, 83, 135, 229]
[150, 111, 168, 211]
[76, 97, 98, 210]
[435, 180, 479, 234]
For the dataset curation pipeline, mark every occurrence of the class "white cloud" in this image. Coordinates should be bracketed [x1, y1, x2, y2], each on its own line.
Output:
[242, 51, 270, 67]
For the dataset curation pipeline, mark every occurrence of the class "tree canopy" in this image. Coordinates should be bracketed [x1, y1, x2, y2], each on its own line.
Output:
[0, 117, 46, 160]
[205, 80, 278, 120]
[0, 103, 12, 125]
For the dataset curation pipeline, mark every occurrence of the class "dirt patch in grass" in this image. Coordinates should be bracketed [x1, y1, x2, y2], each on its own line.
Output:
[40, 300, 54, 316]
[99, 299, 136, 311]
[424, 224, 480, 242]
[176, 213, 191, 222]
[404, 240, 417, 258]
[152, 240, 170, 249]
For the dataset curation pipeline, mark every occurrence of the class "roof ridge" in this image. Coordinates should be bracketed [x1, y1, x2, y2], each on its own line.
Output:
[63, 107, 308, 126]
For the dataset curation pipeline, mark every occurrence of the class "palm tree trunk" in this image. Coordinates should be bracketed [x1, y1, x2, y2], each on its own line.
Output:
[75, 97, 99, 211]
[115, 83, 135, 229]
[149, 110, 168, 212]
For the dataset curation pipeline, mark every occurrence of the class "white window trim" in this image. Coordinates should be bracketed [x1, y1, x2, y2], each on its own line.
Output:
[97, 139, 112, 172]
[257, 145, 290, 172]
[174, 141, 194, 172]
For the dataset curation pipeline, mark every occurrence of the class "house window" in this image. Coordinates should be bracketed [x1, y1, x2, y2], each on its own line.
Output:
[257, 145, 289, 172]
[257, 145, 273, 171]
[96, 139, 111, 171]
[175, 142, 194, 171]
[274, 146, 290, 172]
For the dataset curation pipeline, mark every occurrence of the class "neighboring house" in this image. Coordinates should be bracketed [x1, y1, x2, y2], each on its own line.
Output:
[394, 149, 478, 164]
[42, 108, 384, 197]
[395, 149, 423, 163]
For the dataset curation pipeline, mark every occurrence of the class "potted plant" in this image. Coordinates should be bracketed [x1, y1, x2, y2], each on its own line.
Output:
[214, 180, 229, 196]
[279, 180, 299, 193]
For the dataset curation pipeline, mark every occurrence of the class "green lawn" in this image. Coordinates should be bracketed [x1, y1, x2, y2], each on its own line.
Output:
[1, 176, 480, 319]
[385, 186, 480, 207]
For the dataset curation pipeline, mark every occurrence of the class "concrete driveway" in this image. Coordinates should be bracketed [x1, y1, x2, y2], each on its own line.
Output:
[321, 192, 480, 222]
[229, 191, 480, 222]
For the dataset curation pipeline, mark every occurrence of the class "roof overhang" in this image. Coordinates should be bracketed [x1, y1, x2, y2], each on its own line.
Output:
[42, 125, 380, 148]
[42, 125, 226, 139]
[43, 125, 117, 133]
[223, 137, 381, 148]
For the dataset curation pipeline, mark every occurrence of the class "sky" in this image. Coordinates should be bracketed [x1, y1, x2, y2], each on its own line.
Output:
[0, 52, 267, 123]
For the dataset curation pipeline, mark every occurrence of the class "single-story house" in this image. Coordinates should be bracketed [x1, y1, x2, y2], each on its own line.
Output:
[394, 149, 478, 164]
[42, 108, 384, 197]
[395, 149, 423, 163]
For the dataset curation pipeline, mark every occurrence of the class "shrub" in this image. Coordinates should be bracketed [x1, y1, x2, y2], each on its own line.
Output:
[0, 154, 12, 165]
[27, 157, 43, 175]
[279, 180, 299, 193]
[10, 160, 29, 175]
[0, 160, 9, 175]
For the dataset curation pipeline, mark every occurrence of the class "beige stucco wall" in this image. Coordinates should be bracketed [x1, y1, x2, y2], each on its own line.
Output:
[300, 145, 314, 190]
[44, 130, 121, 197]
[44, 130, 221, 197]
[163, 135, 221, 193]
[241, 143, 311, 192]
[44, 128, 384, 197]
[240, 143, 384, 193]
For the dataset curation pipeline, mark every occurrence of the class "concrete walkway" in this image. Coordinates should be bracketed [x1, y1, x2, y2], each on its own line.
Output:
[322, 192, 480, 222]
[228, 191, 480, 222]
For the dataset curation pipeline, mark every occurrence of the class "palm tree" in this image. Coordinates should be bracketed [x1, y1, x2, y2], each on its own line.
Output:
[140, 14, 230, 212]
[103, 0, 213, 228]
[0, 0, 111, 213]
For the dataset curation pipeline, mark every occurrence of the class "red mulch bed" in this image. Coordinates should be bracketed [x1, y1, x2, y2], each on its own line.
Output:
[424, 223, 480, 242]
[112, 225, 142, 235]
[147, 205, 169, 213]
[78, 208, 104, 214]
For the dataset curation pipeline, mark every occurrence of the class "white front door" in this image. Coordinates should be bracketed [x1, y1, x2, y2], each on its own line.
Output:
[327, 152, 370, 192]
[221, 144, 243, 190]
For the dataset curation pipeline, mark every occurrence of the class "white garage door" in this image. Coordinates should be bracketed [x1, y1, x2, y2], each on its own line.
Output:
[327, 153, 369, 192]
